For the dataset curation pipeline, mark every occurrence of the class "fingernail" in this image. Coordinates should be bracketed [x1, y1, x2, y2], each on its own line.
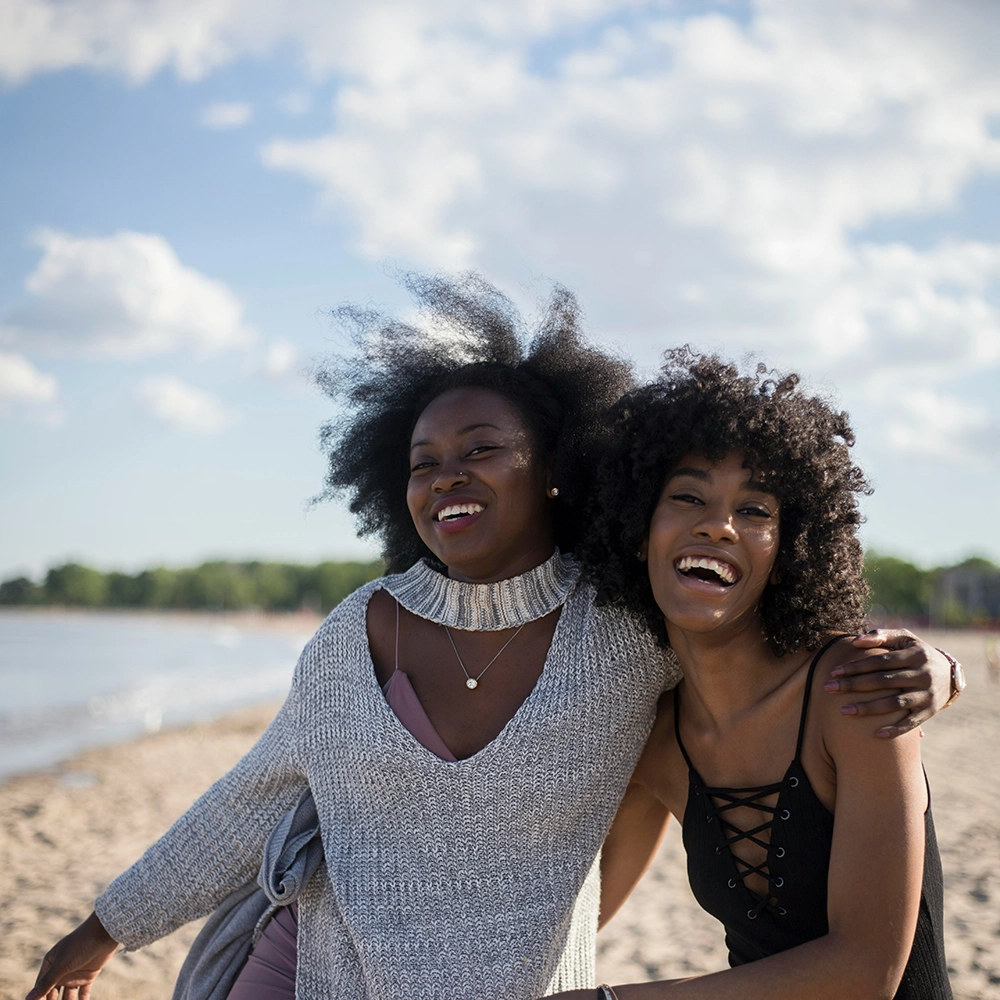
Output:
[840, 704, 857, 715]
[830, 667, 844, 678]
[824, 680, 839, 692]
[876, 728, 891, 738]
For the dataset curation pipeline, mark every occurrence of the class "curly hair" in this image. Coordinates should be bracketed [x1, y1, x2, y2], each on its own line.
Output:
[315, 272, 634, 572]
[580, 348, 871, 655]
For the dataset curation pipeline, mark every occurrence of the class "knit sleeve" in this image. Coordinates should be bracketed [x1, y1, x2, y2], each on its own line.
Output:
[94, 657, 307, 950]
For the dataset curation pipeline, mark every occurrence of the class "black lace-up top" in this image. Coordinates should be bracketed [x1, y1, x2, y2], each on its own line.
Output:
[675, 635, 952, 998]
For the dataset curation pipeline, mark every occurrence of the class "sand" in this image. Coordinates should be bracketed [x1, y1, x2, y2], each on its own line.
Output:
[2, 630, 998, 1000]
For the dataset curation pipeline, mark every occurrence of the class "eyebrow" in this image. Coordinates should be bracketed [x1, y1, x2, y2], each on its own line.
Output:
[667, 467, 777, 496]
[409, 422, 503, 451]
[666, 466, 711, 482]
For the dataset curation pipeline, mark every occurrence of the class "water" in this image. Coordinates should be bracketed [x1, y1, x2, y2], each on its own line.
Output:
[0, 610, 316, 781]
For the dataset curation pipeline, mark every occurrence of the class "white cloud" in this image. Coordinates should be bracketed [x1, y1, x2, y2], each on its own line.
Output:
[200, 100, 253, 129]
[242, 338, 305, 384]
[0, 0, 629, 86]
[260, 339, 299, 376]
[3, 229, 254, 359]
[4, 0, 1000, 465]
[883, 389, 998, 464]
[0, 351, 63, 425]
[135, 376, 241, 434]
[250, 0, 1000, 472]
[278, 91, 312, 116]
[0, 350, 57, 404]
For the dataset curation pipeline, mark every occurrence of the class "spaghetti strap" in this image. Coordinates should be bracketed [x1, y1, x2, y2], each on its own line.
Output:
[394, 598, 400, 675]
[793, 633, 854, 761]
[673, 682, 696, 771]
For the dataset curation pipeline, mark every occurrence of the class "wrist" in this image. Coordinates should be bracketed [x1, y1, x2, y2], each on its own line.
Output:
[84, 911, 117, 946]
[936, 647, 966, 708]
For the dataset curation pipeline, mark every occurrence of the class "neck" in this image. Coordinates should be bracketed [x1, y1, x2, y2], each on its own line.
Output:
[446, 538, 556, 584]
[667, 614, 801, 729]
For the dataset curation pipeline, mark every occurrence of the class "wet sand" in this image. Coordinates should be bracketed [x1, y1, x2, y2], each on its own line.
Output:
[2, 630, 998, 999]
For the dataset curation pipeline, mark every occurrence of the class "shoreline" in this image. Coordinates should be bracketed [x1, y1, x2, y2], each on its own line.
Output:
[2, 631, 998, 999]
[0, 605, 324, 634]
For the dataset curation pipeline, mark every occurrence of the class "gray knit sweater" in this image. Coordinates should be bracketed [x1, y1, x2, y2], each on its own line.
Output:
[95, 553, 679, 1000]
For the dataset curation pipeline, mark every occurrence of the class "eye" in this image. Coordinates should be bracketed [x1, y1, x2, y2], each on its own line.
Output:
[739, 504, 772, 518]
[670, 492, 703, 505]
[467, 444, 500, 457]
[410, 459, 437, 473]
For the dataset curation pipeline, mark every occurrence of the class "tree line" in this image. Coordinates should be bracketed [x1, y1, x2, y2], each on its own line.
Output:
[863, 552, 999, 626]
[0, 560, 384, 615]
[0, 552, 996, 621]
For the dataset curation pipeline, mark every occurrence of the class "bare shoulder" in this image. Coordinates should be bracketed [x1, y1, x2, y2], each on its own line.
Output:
[365, 587, 396, 674]
[810, 634, 923, 759]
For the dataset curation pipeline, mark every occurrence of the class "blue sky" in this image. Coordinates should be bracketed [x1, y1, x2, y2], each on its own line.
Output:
[2, 0, 999, 578]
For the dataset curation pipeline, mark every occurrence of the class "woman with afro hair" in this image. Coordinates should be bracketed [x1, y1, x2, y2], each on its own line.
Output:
[551, 350, 952, 999]
[29, 280, 955, 1000]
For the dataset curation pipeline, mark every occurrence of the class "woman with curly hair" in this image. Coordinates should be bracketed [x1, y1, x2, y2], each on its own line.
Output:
[28, 281, 954, 1000]
[554, 351, 952, 999]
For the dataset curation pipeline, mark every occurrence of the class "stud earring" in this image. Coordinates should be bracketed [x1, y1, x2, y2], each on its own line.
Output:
[547, 487, 560, 498]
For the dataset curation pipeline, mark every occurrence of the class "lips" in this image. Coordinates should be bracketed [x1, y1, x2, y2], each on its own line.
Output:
[430, 497, 487, 535]
[435, 502, 484, 522]
[674, 554, 741, 587]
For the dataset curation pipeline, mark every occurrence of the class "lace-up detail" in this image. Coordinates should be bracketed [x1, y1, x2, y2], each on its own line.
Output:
[698, 777, 793, 918]
[674, 635, 851, 923]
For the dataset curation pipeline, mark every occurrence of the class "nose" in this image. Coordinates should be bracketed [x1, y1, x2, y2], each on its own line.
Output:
[432, 460, 470, 493]
[693, 502, 738, 544]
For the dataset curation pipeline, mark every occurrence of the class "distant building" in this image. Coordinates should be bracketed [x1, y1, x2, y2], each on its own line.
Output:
[932, 563, 1000, 624]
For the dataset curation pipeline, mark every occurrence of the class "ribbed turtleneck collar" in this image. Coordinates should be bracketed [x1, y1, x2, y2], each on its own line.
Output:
[381, 550, 579, 631]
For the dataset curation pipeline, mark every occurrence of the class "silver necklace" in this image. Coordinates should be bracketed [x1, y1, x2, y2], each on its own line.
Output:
[443, 623, 526, 690]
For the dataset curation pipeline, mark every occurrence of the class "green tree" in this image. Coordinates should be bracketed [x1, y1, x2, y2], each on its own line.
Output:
[0, 576, 41, 604]
[863, 552, 931, 618]
[132, 568, 179, 607]
[173, 562, 256, 610]
[245, 561, 302, 610]
[310, 560, 384, 613]
[43, 563, 109, 606]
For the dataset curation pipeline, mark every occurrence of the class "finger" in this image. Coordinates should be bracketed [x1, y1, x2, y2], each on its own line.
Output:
[839, 690, 928, 717]
[824, 668, 928, 694]
[877, 708, 934, 738]
[851, 629, 917, 650]
[28, 954, 59, 1000]
[831, 648, 929, 679]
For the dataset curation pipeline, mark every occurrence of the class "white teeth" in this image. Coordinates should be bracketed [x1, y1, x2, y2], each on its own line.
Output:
[675, 555, 739, 585]
[436, 503, 484, 521]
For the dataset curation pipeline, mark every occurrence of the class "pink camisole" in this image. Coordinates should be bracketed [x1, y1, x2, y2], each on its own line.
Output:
[226, 599, 453, 999]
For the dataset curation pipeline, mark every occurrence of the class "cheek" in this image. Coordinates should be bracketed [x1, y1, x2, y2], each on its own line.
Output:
[405, 479, 426, 524]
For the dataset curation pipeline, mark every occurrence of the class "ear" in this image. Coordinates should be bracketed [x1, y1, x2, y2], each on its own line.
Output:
[637, 536, 649, 562]
[769, 561, 781, 585]
[543, 454, 556, 494]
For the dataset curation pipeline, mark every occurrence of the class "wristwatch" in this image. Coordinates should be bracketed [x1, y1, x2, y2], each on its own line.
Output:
[937, 647, 966, 708]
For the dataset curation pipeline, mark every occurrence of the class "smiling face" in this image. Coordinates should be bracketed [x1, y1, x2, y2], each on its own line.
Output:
[644, 450, 781, 642]
[406, 386, 555, 583]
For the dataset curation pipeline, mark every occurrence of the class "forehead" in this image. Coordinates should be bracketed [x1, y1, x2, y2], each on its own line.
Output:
[668, 450, 777, 493]
[411, 387, 528, 441]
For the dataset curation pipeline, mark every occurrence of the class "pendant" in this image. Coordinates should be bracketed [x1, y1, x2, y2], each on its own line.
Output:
[466, 678, 478, 690]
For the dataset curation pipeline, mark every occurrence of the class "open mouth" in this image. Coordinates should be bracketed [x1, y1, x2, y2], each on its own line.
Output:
[435, 503, 484, 523]
[674, 555, 740, 587]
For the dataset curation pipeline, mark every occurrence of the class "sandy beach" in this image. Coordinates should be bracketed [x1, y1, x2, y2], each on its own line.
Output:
[2, 629, 998, 1000]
